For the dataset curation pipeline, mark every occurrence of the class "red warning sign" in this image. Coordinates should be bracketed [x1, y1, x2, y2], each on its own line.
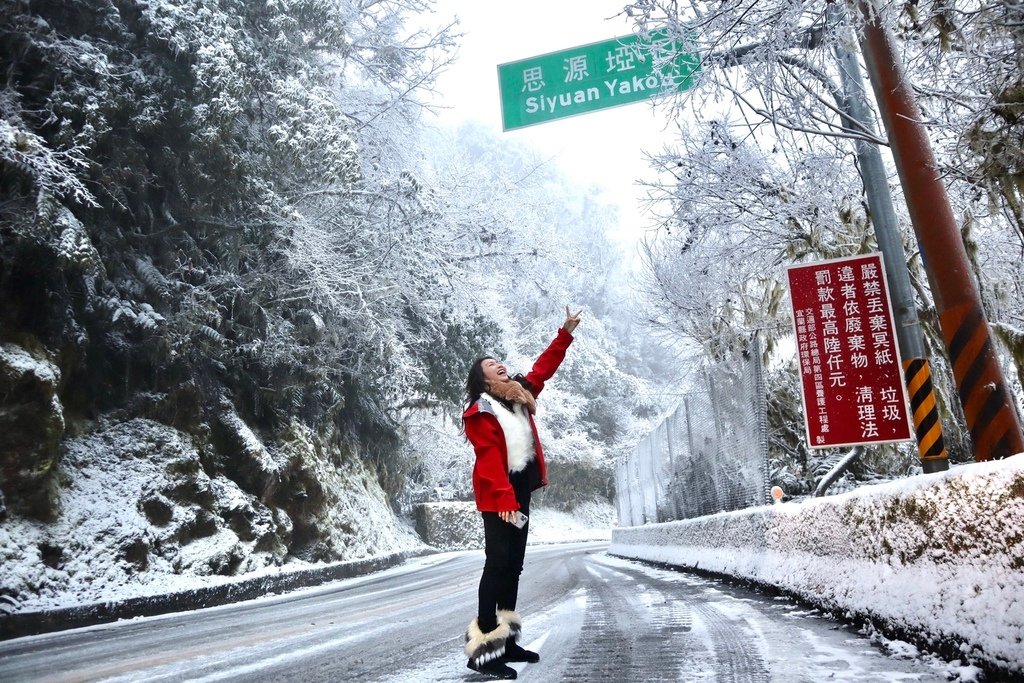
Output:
[786, 254, 913, 449]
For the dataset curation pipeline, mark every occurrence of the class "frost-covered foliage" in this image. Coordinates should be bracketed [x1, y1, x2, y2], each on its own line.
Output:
[0, 0, 657, 609]
[638, 122, 873, 360]
[0, 0, 452, 451]
[624, 0, 1024, 492]
[0, 0, 459, 569]
[394, 123, 662, 512]
[634, 116, 912, 490]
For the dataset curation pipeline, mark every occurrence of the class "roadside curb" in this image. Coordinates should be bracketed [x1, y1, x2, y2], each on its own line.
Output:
[0, 548, 434, 642]
[608, 456, 1024, 680]
[609, 552, 1016, 683]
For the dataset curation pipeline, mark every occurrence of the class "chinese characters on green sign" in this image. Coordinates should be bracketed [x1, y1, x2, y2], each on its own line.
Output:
[497, 30, 701, 131]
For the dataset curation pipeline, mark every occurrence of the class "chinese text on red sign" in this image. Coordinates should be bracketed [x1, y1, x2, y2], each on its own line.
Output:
[786, 254, 913, 449]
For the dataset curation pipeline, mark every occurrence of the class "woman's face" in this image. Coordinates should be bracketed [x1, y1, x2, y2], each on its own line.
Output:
[481, 358, 509, 385]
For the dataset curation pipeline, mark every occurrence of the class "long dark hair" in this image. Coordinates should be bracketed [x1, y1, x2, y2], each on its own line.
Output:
[464, 356, 494, 410]
[464, 358, 535, 411]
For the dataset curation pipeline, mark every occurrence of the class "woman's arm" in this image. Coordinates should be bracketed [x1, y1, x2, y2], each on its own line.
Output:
[524, 306, 582, 396]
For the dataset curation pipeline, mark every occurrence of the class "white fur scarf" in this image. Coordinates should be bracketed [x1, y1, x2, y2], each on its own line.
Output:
[482, 393, 536, 473]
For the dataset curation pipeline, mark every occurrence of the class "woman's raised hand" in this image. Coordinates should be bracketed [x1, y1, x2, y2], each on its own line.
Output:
[563, 305, 583, 334]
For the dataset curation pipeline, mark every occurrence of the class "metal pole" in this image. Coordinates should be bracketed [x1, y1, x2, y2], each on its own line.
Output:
[683, 396, 696, 518]
[705, 372, 725, 513]
[664, 409, 680, 519]
[749, 333, 773, 503]
[829, 5, 949, 472]
[631, 447, 643, 525]
[853, 0, 1024, 461]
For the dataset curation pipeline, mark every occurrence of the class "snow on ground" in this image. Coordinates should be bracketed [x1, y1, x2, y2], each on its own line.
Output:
[381, 550, 979, 683]
[528, 501, 615, 543]
[7, 405, 1018, 680]
[610, 453, 1024, 677]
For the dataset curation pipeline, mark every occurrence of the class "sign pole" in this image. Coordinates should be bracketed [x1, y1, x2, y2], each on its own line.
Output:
[829, 4, 949, 472]
[853, 0, 1024, 461]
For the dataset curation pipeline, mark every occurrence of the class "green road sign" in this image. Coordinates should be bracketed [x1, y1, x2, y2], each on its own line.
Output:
[497, 29, 700, 131]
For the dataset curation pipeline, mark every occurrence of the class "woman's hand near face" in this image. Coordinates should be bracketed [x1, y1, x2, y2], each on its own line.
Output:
[562, 305, 583, 334]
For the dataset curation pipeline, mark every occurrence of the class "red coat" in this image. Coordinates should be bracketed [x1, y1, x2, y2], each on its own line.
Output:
[463, 328, 574, 512]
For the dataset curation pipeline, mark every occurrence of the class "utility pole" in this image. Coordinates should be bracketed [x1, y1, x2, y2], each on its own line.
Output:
[852, 0, 1024, 461]
[829, 5, 949, 472]
[719, 18, 953, 471]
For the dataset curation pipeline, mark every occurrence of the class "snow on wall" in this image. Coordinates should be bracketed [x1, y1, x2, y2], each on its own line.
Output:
[609, 454, 1024, 676]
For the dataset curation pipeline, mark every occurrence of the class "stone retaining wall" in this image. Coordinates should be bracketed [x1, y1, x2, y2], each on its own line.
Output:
[414, 501, 483, 550]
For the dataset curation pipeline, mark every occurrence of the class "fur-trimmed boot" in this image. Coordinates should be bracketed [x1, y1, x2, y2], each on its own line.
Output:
[465, 618, 517, 679]
[497, 610, 539, 663]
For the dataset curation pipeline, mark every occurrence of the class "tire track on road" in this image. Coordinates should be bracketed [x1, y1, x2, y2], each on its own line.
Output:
[577, 556, 771, 683]
[559, 558, 689, 682]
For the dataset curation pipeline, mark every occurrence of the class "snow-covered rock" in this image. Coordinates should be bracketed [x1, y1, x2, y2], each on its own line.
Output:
[0, 415, 427, 614]
[274, 421, 423, 561]
[0, 418, 292, 610]
[415, 501, 484, 550]
[0, 342, 65, 519]
[610, 454, 1024, 676]
[414, 500, 617, 550]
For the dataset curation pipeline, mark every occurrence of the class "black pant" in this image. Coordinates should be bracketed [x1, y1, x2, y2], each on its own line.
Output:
[477, 495, 530, 633]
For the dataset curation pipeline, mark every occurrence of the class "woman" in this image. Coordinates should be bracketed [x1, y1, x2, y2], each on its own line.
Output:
[462, 306, 582, 680]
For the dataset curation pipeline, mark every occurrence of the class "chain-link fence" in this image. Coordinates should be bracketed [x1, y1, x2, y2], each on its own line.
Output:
[616, 342, 769, 526]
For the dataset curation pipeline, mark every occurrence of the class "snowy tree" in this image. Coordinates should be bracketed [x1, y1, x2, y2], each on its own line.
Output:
[1, 0, 660, 562]
[617, 0, 1024, 491]
[0, 0, 459, 530]
[385, 122, 662, 511]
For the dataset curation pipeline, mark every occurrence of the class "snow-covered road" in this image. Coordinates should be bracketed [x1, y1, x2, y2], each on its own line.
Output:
[0, 541, 958, 682]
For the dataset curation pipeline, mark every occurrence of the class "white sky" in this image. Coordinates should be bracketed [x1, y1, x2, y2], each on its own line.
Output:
[425, 0, 680, 246]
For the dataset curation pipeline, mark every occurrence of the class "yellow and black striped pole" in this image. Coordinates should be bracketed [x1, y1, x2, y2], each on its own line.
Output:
[830, 9, 955, 472]
[940, 303, 1023, 460]
[858, 2, 1024, 462]
[903, 358, 948, 471]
